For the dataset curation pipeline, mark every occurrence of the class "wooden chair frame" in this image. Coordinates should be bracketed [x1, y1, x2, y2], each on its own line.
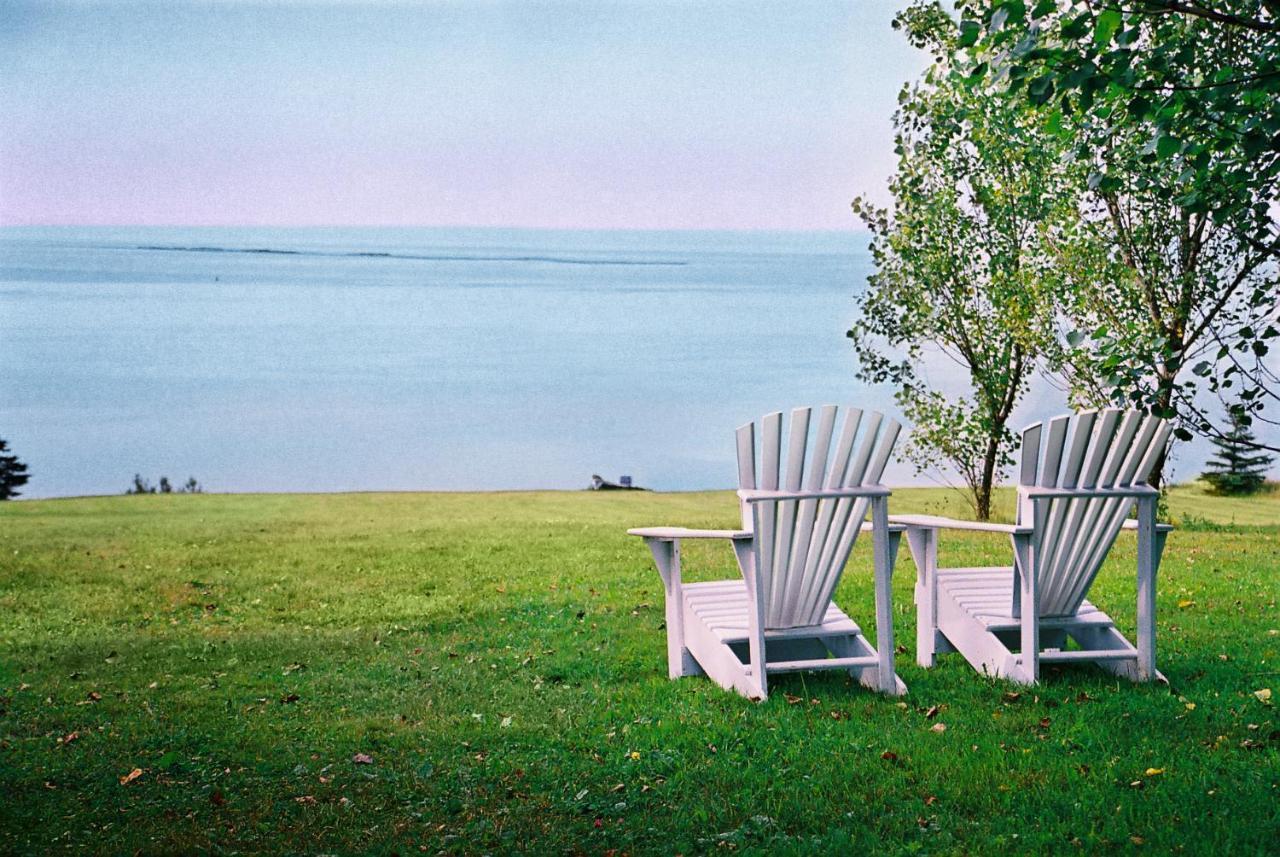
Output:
[630, 406, 907, 700]
[896, 409, 1174, 685]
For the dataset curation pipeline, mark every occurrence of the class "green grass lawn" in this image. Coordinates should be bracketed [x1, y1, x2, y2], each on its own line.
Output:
[1, 486, 1276, 854]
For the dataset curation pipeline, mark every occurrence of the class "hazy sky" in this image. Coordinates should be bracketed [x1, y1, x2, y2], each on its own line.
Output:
[0, 1, 927, 230]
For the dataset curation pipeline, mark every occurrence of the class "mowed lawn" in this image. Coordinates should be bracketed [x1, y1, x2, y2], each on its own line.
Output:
[1, 486, 1276, 854]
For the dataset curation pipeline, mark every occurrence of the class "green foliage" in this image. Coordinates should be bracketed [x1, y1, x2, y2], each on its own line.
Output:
[955, 0, 1280, 476]
[127, 474, 202, 495]
[1201, 410, 1276, 495]
[0, 438, 30, 500]
[851, 2, 1064, 518]
[0, 489, 1275, 853]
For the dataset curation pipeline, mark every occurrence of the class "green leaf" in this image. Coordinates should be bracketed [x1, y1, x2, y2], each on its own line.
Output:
[1155, 135, 1181, 158]
[1027, 74, 1055, 105]
[958, 19, 981, 48]
[1093, 9, 1122, 46]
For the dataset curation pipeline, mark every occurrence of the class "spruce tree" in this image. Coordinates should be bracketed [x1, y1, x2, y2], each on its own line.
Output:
[1200, 413, 1274, 496]
[0, 439, 31, 500]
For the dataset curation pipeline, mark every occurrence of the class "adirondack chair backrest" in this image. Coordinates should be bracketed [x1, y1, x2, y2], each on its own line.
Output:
[1016, 408, 1172, 617]
[735, 406, 901, 630]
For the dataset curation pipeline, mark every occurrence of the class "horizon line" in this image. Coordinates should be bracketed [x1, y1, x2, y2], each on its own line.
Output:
[0, 222, 872, 235]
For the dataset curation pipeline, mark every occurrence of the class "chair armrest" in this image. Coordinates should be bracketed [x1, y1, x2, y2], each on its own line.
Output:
[627, 527, 753, 541]
[1023, 486, 1159, 499]
[627, 522, 902, 541]
[1121, 520, 1175, 532]
[888, 514, 1033, 535]
[737, 486, 891, 503]
[861, 521, 906, 533]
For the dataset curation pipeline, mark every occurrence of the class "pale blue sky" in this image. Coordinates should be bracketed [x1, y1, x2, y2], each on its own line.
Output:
[0, 1, 927, 229]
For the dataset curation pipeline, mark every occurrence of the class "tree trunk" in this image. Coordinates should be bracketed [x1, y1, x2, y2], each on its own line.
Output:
[976, 432, 1002, 520]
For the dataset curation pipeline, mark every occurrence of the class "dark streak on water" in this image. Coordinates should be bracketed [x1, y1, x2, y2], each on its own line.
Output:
[133, 244, 688, 267]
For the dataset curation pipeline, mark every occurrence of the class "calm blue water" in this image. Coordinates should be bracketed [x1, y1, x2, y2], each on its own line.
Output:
[0, 226, 1214, 498]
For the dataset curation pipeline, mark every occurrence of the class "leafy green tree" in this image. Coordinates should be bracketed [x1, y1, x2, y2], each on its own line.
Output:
[850, 2, 1065, 519]
[0, 439, 31, 500]
[1201, 410, 1275, 495]
[955, 0, 1280, 479]
[1039, 128, 1278, 485]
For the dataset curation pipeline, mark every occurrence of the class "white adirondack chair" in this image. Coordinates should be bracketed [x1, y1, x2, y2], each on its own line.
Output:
[895, 408, 1174, 686]
[628, 405, 906, 701]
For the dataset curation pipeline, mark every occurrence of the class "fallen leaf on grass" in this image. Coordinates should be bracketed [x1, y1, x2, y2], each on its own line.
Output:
[1144, 768, 1164, 777]
[295, 795, 316, 805]
[924, 705, 940, 719]
[1131, 835, 1146, 846]
[1177, 599, 1194, 609]
[784, 693, 803, 705]
[924, 796, 938, 806]
[280, 693, 300, 704]
[283, 663, 306, 675]
[210, 790, 225, 806]
[87, 691, 102, 702]
[1002, 692, 1021, 703]
[880, 751, 898, 761]
[58, 731, 79, 746]
[930, 723, 947, 733]
[352, 753, 374, 765]
[1253, 688, 1271, 704]
[119, 768, 144, 785]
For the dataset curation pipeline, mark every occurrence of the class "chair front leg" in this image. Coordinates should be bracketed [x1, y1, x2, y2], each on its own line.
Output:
[1135, 497, 1161, 682]
[905, 526, 938, 667]
[731, 538, 767, 700]
[871, 496, 897, 693]
[644, 537, 696, 679]
[1013, 532, 1038, 684]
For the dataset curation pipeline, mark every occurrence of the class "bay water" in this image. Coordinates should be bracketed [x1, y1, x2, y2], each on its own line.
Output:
[2, 226, 1206, 498]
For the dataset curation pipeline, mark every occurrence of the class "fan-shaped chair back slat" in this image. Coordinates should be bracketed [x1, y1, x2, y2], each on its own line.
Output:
[736, 405, 900, 630]
[1016, 409, 1170, 617]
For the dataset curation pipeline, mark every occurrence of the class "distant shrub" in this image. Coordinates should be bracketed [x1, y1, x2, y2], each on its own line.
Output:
[127, 475, 203, 495]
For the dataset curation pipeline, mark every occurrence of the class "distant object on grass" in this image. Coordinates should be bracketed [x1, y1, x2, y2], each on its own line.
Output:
[589, 474, 646, 491]
[126, 474, 203, 495]
[0, 438, 31, 500]
[1200, 411, 1275, 496]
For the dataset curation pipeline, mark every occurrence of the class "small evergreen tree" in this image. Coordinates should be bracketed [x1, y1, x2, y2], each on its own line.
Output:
[1200, 413, 1274, 496]
[159, 476, 172, 494]
[0, 439, 31, 500]
[127, 474, 155, 495]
